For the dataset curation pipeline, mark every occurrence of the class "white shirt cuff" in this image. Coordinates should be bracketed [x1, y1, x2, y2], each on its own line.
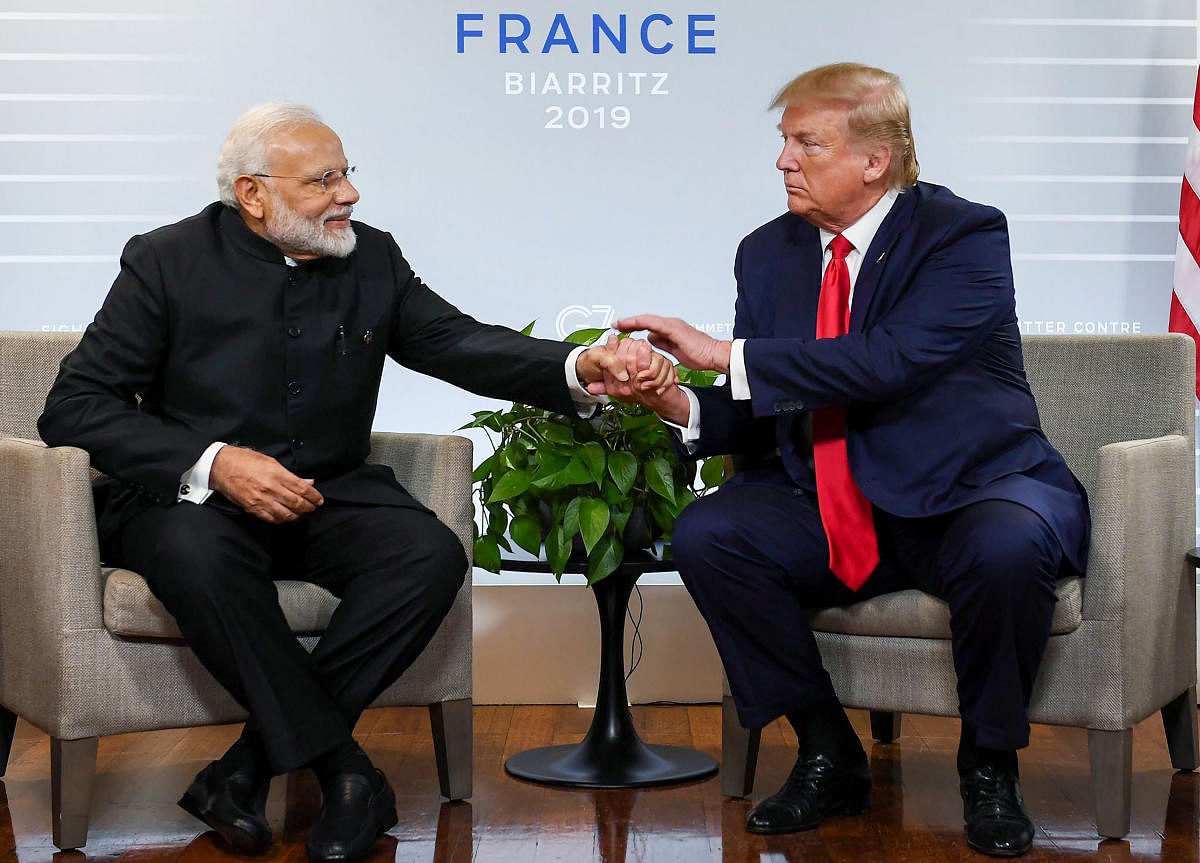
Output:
[662, 387, 701, 453]
[565, 344, 607, 417]
[729, 339, 751, 400]
[178, 441, 227, 504]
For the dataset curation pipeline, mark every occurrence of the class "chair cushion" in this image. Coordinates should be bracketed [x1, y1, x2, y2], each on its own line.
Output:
[807, 577, 1083, 639]
[102, 567, 339, 639]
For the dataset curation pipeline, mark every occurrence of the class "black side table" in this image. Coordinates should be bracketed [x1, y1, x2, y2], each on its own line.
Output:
[500, 551, 719, 788]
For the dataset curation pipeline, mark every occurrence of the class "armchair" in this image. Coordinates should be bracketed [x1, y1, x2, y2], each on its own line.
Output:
[720, 333, 1200, 839]
[0, 330, 474, 849]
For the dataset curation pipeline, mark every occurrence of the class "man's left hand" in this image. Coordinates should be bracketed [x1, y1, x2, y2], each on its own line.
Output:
[614, 314, 732, 374]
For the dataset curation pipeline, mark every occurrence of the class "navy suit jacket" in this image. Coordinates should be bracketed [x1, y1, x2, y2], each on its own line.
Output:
[689, 182, 1089, 571]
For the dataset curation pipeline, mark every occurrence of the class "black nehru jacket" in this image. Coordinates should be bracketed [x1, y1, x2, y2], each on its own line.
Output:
[39, 203, 576, 538]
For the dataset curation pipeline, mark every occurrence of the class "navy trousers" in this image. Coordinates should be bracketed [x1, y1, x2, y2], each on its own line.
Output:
[673, 469, 1067, 751]
[104, 499, 467, 774]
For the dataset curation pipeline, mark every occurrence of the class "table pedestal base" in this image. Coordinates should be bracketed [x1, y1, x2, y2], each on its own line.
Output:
[506, 740, 717, 788]
[503, 565, 718, 789]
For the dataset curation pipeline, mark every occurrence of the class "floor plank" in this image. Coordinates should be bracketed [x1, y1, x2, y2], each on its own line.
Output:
[0, 706, 1194, 862]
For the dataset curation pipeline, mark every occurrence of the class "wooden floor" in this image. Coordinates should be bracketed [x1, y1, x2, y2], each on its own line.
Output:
[0, 705, 1195, 862]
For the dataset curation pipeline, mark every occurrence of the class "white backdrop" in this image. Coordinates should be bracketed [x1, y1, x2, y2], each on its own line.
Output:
[1, 0, 1196, 580]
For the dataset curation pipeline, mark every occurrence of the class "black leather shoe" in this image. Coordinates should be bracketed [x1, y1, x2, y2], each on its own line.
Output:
[745, 752, 871, 834]
[961, 764, 1035, 857]
[306, 768, 398, 863]
[178, 760, 272, 854]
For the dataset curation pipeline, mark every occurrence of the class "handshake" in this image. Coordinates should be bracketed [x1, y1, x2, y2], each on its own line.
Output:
[574, 314, 733, 426]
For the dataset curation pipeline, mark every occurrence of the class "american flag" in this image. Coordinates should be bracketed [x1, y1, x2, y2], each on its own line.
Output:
[1170, 68, 1200, 397]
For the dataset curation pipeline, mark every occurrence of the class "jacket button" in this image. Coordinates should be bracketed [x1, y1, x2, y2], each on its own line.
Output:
[291, 438, 304, 449]
[287, 326, 301, 338]
[288, 381, 302, 396]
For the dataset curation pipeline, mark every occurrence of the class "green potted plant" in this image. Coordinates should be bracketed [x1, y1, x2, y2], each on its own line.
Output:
[462, 326, 726, 584]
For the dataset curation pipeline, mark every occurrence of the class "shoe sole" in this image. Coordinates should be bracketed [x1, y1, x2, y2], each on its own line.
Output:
[178, 790, 271, 855]
[306, 804, 400, 863]
[745, 796, 871, 835]
[965, 836, 1033, 858]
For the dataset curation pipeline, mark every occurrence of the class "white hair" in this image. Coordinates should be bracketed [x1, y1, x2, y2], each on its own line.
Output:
[216, 103, 324, 208]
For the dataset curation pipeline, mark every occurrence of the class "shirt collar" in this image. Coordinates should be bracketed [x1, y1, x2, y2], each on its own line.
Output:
[819, 187, 899, 256]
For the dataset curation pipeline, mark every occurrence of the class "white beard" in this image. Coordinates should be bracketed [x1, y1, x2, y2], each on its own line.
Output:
[263, 195, 357, 259]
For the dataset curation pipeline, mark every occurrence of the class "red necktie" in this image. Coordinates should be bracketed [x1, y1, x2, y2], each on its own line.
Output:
[812, 234, 879, 590]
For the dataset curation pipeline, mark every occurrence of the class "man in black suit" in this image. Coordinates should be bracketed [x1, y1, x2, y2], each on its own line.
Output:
[38, 103, 671, 863]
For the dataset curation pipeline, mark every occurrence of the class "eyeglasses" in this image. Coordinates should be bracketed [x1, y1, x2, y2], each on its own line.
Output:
[251, 165, 357, 194]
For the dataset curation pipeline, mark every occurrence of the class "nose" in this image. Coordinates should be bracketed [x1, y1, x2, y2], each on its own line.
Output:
[335, 177, 360, 205]
[777, 140, 797, 173]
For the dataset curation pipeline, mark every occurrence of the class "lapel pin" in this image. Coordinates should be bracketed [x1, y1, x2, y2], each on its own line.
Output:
[876, 252, 887, 264]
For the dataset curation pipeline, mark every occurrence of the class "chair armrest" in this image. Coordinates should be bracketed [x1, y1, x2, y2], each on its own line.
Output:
[1082, 433, 1196, 691]
[367, 432, 475, 563]
[0, 437, 106, 709]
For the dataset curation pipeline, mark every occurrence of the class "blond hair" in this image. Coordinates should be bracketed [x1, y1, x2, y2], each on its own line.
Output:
[772, 63, 919, 189]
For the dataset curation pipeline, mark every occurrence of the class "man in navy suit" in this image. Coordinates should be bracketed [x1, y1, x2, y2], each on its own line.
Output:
[602, 63, 1089, 857]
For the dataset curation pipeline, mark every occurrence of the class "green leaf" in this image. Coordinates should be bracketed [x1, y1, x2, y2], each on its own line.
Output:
[473, 535, 501, 573]
[611, 501, 634, 536]
[532, 450, 571, 478]
[484, 503, 509, 537]
[545, 525, 571, 577]
[503, 440, 529, 469]
[563, 496, 584, 540]
[607, 451, 638, 495]
[564, 327, 607, 346]
[471, 451, 498, 483]
[586, 536, 624, 585]
[648, 497, 675, 536]
[600, 478, 625, 505]
[520, 320, 536, 336]
[700, 455, 726, 489]
[487, 469, 533, 503]
[578, 442, 606, 486]
[619, 411, 661, 432]
[530, 456, 593, 491]
[579, 498, 611, 553]
[457, 409, 504, 432]
[644, 456, 676, 505]
[558, 457, 594, 486]
[509, 514, 543, 557]
[677, 366, 721, 387]
[542, 423, 576, 445]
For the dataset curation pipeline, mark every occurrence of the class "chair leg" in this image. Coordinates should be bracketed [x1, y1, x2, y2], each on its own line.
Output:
[720, 695, 761, 798]
[429, 699, 472, 801]
[50, 736, 98, 850]
[0, 707, 18, 776]
[1087, 728, 1132, 839]
[1160, 684, 1199, 771]
[869, 710, 901, 744]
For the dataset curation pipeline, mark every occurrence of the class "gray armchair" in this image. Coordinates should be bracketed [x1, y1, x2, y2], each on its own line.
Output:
[720, 333, 1200, 839]
[0, 330, 474, 850]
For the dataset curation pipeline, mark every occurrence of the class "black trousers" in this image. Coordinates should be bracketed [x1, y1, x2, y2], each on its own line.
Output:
[104, 498, 467, 774]
[673, 470, 1068, 751]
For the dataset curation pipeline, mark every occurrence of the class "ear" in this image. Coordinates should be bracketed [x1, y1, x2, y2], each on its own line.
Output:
[234, 175, 267, 220]
[863, 145, 892, 185]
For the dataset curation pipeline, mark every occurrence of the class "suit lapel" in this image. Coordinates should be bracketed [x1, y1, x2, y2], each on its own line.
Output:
[849, 189, 917, 332]
[773, 216, 823, 339]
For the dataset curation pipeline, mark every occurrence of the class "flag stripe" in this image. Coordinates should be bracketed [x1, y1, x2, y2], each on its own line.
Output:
[1170, 66, 1200, 398]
